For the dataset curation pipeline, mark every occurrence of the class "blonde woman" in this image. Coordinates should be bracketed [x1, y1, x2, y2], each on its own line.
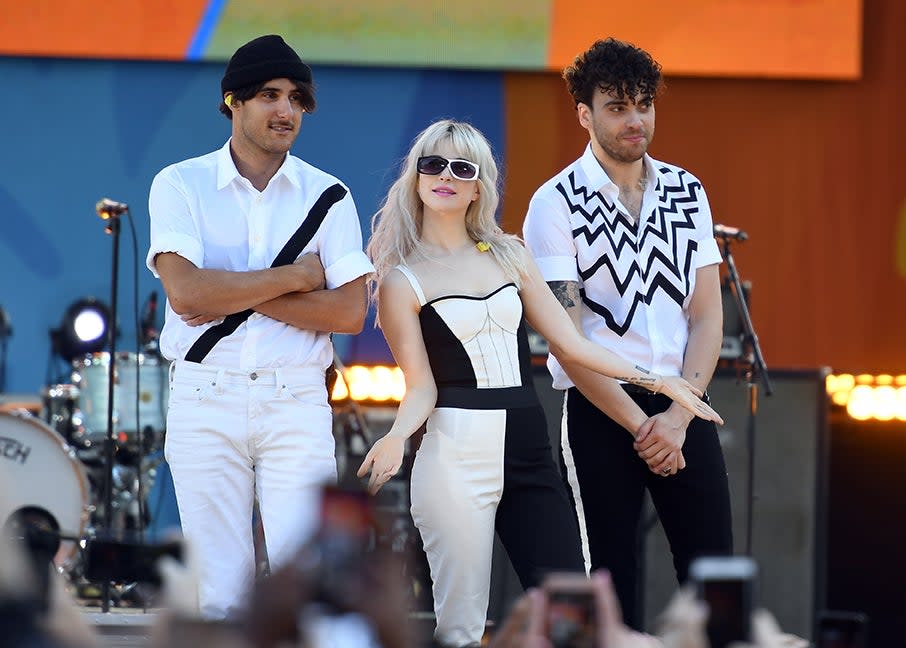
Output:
[357, 119, 722, 648]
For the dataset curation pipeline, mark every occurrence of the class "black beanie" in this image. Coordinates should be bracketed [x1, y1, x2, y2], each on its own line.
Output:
[221, 34, 312, 96]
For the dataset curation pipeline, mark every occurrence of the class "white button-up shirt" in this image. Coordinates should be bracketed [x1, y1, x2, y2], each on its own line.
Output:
[523, 144, 722, 389]
[147, 140, 374, 371]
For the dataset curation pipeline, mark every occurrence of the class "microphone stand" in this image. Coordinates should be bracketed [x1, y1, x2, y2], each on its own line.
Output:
[720, 236, 773, 557]
[100, 212, 123, 613]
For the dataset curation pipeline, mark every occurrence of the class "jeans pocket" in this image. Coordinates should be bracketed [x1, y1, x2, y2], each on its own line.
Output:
[169, 378, 215, 406]
[280, 382, 327, 407]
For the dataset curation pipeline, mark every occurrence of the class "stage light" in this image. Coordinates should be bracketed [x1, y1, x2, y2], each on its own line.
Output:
[331, 364, 405, 404]
[872, 386, 898, 421]
[830, 374, 906, 422]
[897, 388, 906, 421]
[50, 298, 110, 362]
[846, 385, 875, 421]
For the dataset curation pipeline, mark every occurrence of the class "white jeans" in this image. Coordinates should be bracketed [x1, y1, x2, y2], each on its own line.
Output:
[165, 361, 336, 619]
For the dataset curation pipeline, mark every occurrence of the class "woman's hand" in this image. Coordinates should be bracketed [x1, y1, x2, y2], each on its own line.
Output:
[356, 435, 406, 495]
[654, 376, 724, 425]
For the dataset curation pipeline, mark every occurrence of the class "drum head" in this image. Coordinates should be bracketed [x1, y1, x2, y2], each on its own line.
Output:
[0, 412, 89, 565]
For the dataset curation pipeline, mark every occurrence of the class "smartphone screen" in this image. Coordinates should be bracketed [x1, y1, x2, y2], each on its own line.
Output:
[319, 485, 374, 542]
[689, 556, 757, 648]
[542, 572, 597, 648]
[701, 578, 750, 647]
[547, 590, 596, 648]
[311, 484, 376, 611]
[816, 611, 869, 648]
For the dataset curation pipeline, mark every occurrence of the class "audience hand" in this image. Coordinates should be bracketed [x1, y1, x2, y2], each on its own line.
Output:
[489, 570, 663, 648]
[728, 609, 809, 648]
[655, 587, 708, 648]
[487, 588, 550, 648]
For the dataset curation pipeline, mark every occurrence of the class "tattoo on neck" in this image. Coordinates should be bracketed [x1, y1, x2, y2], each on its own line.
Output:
[634, 365, 650, 374]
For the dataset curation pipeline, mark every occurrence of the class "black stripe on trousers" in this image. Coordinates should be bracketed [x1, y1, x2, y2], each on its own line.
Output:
[559, 387, 733, 630]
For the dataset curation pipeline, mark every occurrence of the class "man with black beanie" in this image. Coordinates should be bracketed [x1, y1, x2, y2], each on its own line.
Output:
[147, 34, 373, 619]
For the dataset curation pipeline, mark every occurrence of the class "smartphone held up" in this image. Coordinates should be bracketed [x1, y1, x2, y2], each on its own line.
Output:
[542, 572, 597, 648]
[689, 555, 757, 648]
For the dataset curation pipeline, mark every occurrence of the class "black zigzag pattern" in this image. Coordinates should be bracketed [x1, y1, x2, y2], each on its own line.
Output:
[558, 166, 703, 336]
[558, 172, 637, 257]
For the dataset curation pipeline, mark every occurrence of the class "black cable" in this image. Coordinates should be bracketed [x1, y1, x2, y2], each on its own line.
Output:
[0, 336, 7, 392]
[44, 342, 54, 388]
[124, 212, 147, 550]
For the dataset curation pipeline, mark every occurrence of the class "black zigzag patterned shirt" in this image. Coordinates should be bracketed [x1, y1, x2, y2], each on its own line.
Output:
[523, 144, 722, 389]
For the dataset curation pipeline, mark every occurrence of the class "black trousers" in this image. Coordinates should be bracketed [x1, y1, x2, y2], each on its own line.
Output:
[560, 387, 733, 629]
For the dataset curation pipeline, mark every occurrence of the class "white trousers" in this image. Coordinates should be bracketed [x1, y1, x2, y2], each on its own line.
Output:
[410, 408, 506, 647]
[165, 361, 336, 619]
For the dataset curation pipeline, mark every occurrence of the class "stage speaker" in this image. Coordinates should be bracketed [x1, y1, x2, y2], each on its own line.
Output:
[641, 368, 829, 638]
[825, 415, 906, 647]
[487, 366, 830, 640]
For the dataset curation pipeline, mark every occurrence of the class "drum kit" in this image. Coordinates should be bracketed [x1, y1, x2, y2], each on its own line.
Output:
[0, 350, 172, 590]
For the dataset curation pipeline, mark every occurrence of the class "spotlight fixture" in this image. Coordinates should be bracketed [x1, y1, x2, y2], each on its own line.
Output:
[50, 298, 111, 362]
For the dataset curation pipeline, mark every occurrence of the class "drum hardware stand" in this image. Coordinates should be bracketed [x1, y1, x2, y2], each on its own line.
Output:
[0, 305, 10, 393]
[95, 197, 130, 612]
[330, 355, 374, 480]
[717, 227, 773, 556]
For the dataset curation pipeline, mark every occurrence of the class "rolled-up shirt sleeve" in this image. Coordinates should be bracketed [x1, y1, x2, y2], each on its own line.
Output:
[315, 190, 374, 289]
[522, 193, 579, 282]
[691, 184, 722, 268]
[146, 168, 204, 277]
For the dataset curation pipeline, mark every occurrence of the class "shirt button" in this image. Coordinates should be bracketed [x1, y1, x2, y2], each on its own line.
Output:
[250, 372, 258, 380]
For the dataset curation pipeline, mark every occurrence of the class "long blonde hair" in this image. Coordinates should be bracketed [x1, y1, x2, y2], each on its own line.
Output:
[367, 119, 526, 302]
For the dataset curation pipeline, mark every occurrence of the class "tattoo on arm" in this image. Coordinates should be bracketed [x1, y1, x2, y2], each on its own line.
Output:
[615, 365, 658, 389]
[547, 281, 581, 309]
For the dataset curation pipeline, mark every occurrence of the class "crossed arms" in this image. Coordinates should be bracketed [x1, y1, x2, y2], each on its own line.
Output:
[154, 252, 367, 334]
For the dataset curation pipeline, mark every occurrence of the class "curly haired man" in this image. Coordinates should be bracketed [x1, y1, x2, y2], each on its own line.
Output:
[523, 38, 733, 628]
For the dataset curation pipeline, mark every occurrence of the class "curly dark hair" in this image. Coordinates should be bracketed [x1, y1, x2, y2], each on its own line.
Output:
[563, 38, 663, 107]
[218, 79, 316, 119]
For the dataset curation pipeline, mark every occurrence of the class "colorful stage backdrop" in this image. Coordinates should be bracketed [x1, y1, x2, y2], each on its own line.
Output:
[2, 0, 904, 398]
[0, 0, 862, 79]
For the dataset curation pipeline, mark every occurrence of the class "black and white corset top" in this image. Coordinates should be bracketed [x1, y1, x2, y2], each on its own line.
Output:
[395, 265, 535, 409]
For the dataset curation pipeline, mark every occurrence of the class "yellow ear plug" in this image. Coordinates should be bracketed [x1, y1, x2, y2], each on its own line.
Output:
[225, 94, 233, 107]
[476, 241, 491, 252]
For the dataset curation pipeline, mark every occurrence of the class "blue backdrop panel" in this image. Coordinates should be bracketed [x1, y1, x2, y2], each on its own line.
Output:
[0, 57, 504, 394]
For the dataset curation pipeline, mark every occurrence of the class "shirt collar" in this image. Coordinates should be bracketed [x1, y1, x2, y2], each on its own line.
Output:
[216, 139, 241, 190]
[215, 138, 300, 191]
[578, 142, 657, 194]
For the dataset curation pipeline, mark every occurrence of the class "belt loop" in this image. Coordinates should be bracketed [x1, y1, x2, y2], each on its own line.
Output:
[214, 368, 225, 395]
[169, 361, 177, 384]
[274, 368, 284, 397]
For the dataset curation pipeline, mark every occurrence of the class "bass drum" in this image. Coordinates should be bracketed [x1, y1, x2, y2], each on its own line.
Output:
[0, 412, 90, 568]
